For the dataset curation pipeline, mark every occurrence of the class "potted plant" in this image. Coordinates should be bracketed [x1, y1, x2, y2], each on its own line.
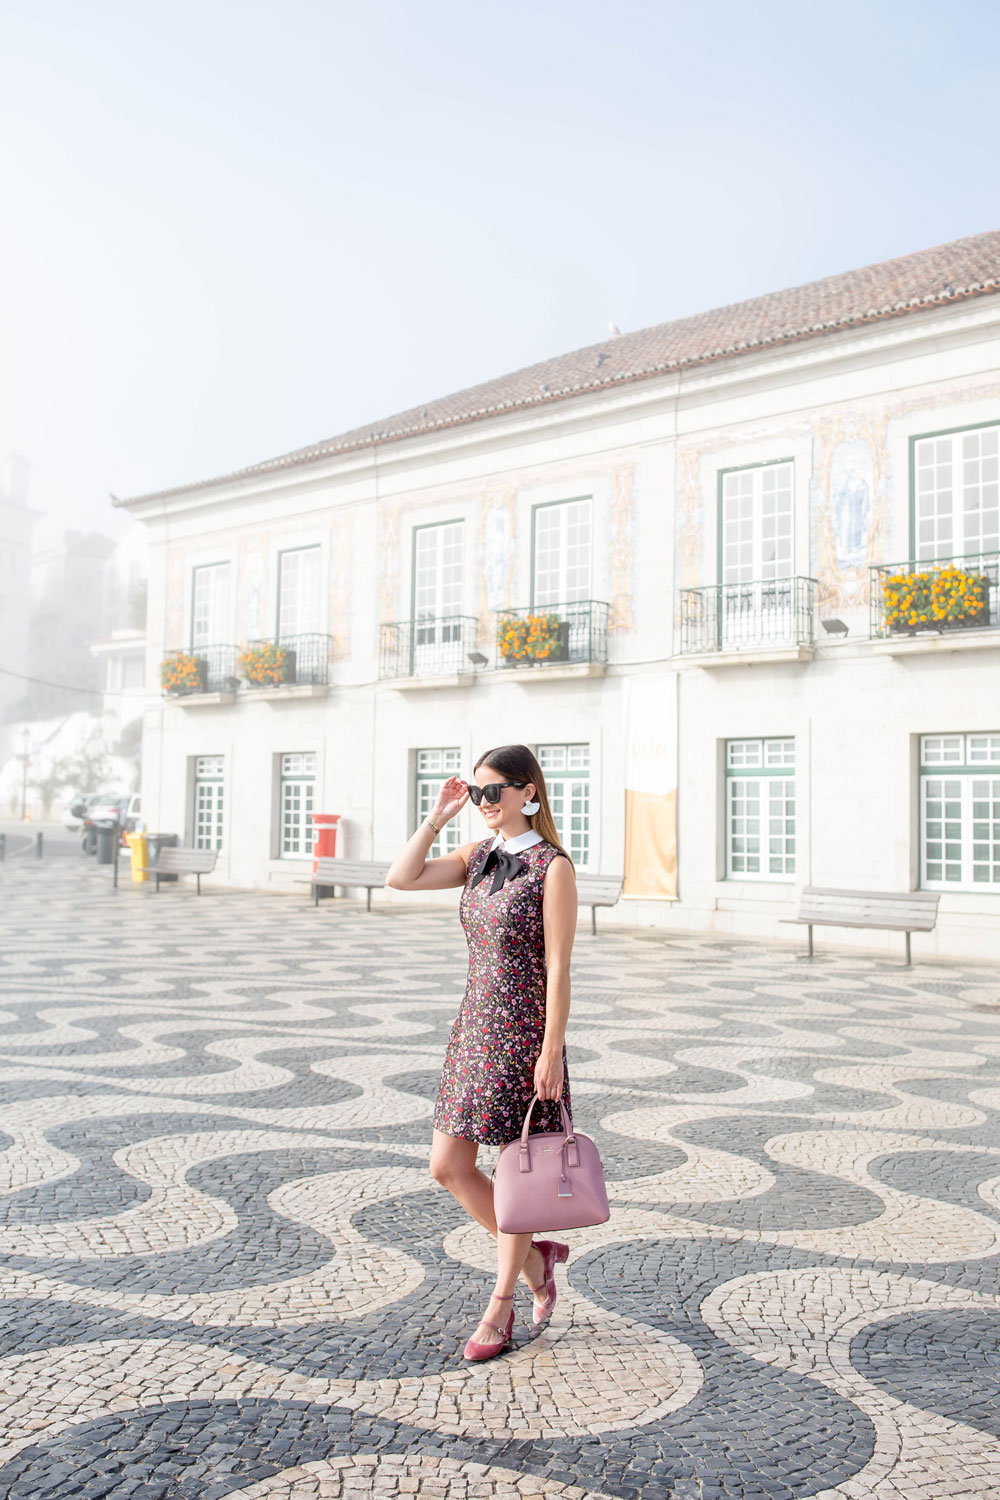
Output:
[239, 641, 297, 686]
[498, 612, 567, 665]
[160, 651, 207, 694]
[883, 565, 989, 634]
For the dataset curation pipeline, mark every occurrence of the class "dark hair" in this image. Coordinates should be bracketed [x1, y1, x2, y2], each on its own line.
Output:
[473, 743, 571, 863]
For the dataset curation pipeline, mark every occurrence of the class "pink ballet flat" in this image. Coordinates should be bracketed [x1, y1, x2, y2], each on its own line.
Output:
[463, 1293, 515, 1361]
[528, 1239, 569, 1325]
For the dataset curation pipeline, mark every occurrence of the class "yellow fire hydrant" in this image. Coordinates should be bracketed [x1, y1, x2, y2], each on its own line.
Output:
[127, 831, 149, 884]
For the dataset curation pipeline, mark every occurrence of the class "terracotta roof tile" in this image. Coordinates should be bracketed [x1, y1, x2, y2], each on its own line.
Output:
[122, 228, 1000, 505]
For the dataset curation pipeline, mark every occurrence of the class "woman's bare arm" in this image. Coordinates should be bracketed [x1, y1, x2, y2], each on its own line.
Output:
[535, 855, 577, 1101]
[385, 776, 477, 891]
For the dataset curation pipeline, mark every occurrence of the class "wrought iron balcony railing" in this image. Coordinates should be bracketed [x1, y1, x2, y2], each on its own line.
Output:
[869, 550, 1000, 639]
[160, 644, 240, 695]
[495, 599, 609, 668]
[241, 634, 332, 687]
[379, 615, 481, 678]
[678, 576, 816, 654]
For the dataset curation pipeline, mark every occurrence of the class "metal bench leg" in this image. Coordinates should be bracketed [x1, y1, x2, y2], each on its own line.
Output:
[313, 885, 319, 907]
[807, 924, 814, 958]
[590, 905, 597, 936]
[155, 873, 161, 893]
[904, 931, 911, 967]
[196, 874, 202, 895]
[366, 888, 372, 913]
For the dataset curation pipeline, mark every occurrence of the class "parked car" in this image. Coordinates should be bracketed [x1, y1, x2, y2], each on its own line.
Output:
[81, 793, 142, 854]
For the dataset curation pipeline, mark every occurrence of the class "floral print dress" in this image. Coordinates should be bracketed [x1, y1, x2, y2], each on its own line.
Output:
[433, 836, 572, 1146]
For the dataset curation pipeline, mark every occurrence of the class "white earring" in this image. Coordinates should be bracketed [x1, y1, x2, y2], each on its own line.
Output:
[521, 800, 540, 815]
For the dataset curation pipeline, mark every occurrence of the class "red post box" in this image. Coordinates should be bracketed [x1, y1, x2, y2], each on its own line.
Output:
[312, 813, 340, 871]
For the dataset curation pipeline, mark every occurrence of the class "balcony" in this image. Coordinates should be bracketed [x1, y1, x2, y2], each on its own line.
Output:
[240, 634, 332, 694]
[869, 551, 1000, 656]
[495, 599, 609, 677]
[379, 615, 480, 685]
[161, 645, 240, 701]
[678, 577, 816, 663]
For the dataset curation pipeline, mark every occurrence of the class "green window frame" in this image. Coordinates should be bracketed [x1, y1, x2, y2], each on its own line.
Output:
[725, 737, 795, 880]
[193, 755, 224, 851]
[415, 747, 461, 857]
[920, 733, 1000, 890]
[279, 752, 316, 858]
[911, 422, 1000, 562]
[537, 743, 590, 866]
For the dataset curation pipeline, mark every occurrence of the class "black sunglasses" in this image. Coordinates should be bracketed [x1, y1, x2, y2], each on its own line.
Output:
[466, 780, 526, 806]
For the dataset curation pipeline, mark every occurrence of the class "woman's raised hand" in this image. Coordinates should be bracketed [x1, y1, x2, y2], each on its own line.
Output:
[433, 776, 470, 825]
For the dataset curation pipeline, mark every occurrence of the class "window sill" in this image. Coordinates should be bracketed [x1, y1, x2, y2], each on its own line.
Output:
[246, 683, 330, 701]
[166, 691, 237, 708]
[386, 672, 478, 692]
[868, 629, 1000, 658]
[678, 645, 814, 669]
[496, 661, 608, 683]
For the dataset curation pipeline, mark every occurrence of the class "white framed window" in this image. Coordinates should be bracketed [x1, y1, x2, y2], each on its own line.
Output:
[721, 462, 794, 583]
[533, 498, 592, 606]
[725, 737, 796, 880]
[914, 425, 1000, 562]
[193, 755, 224, 851]
[278, 547, 323, 639]
[537, 743, 590, 866]
[191, 564, 230, 648]
[920, 732, 1000, 890]
[412, 522, 464, 671]
[279, 752, 316, 857]
[415, 747, 461, 856]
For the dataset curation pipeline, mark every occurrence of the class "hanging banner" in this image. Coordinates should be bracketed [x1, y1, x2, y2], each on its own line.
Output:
[622, 672, 678, 901]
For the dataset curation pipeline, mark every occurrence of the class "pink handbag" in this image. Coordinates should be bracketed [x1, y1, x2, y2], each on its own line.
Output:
[493, 1094, 610, 1233]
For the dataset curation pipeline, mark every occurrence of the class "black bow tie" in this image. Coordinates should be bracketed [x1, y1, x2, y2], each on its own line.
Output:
[471, 847, 526, 895]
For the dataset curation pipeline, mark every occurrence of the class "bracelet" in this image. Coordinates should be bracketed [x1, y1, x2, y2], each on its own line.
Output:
[425, 816, 440, 834]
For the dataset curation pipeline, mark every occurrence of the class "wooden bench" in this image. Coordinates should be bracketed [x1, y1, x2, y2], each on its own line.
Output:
[306, 857, 392, 911]
[575, 874, 624, 935]
[140, 848, 219, 894]
[781, 886, 940, 966]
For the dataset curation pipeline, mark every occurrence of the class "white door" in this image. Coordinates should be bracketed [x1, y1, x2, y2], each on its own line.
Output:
[191, 564, 231, 648]
[278, 547, 323, 640]
[720, 464, 793, 648]
[533, 499, 591, 607]
[412, 523, 463, 675]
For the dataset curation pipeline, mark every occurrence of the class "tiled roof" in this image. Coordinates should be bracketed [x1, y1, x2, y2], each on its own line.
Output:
[121, 228, 1000, 505]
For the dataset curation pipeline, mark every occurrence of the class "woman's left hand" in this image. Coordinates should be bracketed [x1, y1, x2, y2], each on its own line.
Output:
[534, 1050, 564, 1102]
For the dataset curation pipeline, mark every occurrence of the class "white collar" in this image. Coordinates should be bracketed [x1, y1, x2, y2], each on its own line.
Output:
[490, 829, 544, 854]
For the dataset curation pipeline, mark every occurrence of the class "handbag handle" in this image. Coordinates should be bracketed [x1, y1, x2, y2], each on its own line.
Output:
[518, 1092, 574, 1152]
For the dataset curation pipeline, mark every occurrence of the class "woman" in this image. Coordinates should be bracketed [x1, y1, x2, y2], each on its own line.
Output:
[385, 743, 578, 1361]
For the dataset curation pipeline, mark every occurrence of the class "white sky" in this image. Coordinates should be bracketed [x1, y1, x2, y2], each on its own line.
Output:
[1, 0, 998, 550]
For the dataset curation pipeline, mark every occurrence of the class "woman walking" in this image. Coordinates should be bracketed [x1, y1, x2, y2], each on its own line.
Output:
[385, 743, 577, 1360]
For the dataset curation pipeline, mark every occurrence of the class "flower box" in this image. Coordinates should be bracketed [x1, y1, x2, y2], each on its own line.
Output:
[160, 653, 207, 695]
[239, 642, 297, 687]
[498, 614, 570, 665]
[884, 565, 989, 634]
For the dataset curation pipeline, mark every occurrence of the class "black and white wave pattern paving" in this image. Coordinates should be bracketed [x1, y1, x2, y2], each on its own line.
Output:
[1, 860, 999, 1500]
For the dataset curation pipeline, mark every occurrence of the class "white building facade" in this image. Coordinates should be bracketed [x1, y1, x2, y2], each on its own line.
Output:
[123, 233, 1000, 961]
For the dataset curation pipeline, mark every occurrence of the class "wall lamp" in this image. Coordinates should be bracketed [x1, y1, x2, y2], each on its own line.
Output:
[820, 618, 849, 637]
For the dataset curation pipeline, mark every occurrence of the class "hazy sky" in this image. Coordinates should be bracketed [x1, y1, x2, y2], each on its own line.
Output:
[2, 0, 998, 550]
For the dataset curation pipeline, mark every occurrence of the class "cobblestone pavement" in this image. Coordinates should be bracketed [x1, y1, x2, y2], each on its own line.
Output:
[1, 862, 999, 1500]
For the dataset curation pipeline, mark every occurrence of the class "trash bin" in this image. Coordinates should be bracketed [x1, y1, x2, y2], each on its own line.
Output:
[311, 813, 340, 868]
[147, 833, 179, 882]
[95, 825, 118, 865]
[127, 832, 149, 883]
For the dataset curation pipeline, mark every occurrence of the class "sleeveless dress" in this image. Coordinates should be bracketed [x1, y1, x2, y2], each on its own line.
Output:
[433, 836, 572, 1146]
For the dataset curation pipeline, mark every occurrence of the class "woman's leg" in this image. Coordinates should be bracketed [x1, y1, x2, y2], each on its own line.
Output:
[430, 1130, 545, 1345]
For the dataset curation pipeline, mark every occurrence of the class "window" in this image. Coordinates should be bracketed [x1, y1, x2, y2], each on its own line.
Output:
[914, 425, 1000, 562]
[416, 748, 461, 856]
[412, 522, 464, 672]
[193, 756, 224, 851]
[533, 499, 591, 606]
[279, 752, 316, 857]
[278, 547, 323, 639]
[920, 733, 1000, 890]
[721, 463, 794, 583]
[191, 564, 230, 648]
[537, 743, 590, 866]
[725, 738, 796, 880]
